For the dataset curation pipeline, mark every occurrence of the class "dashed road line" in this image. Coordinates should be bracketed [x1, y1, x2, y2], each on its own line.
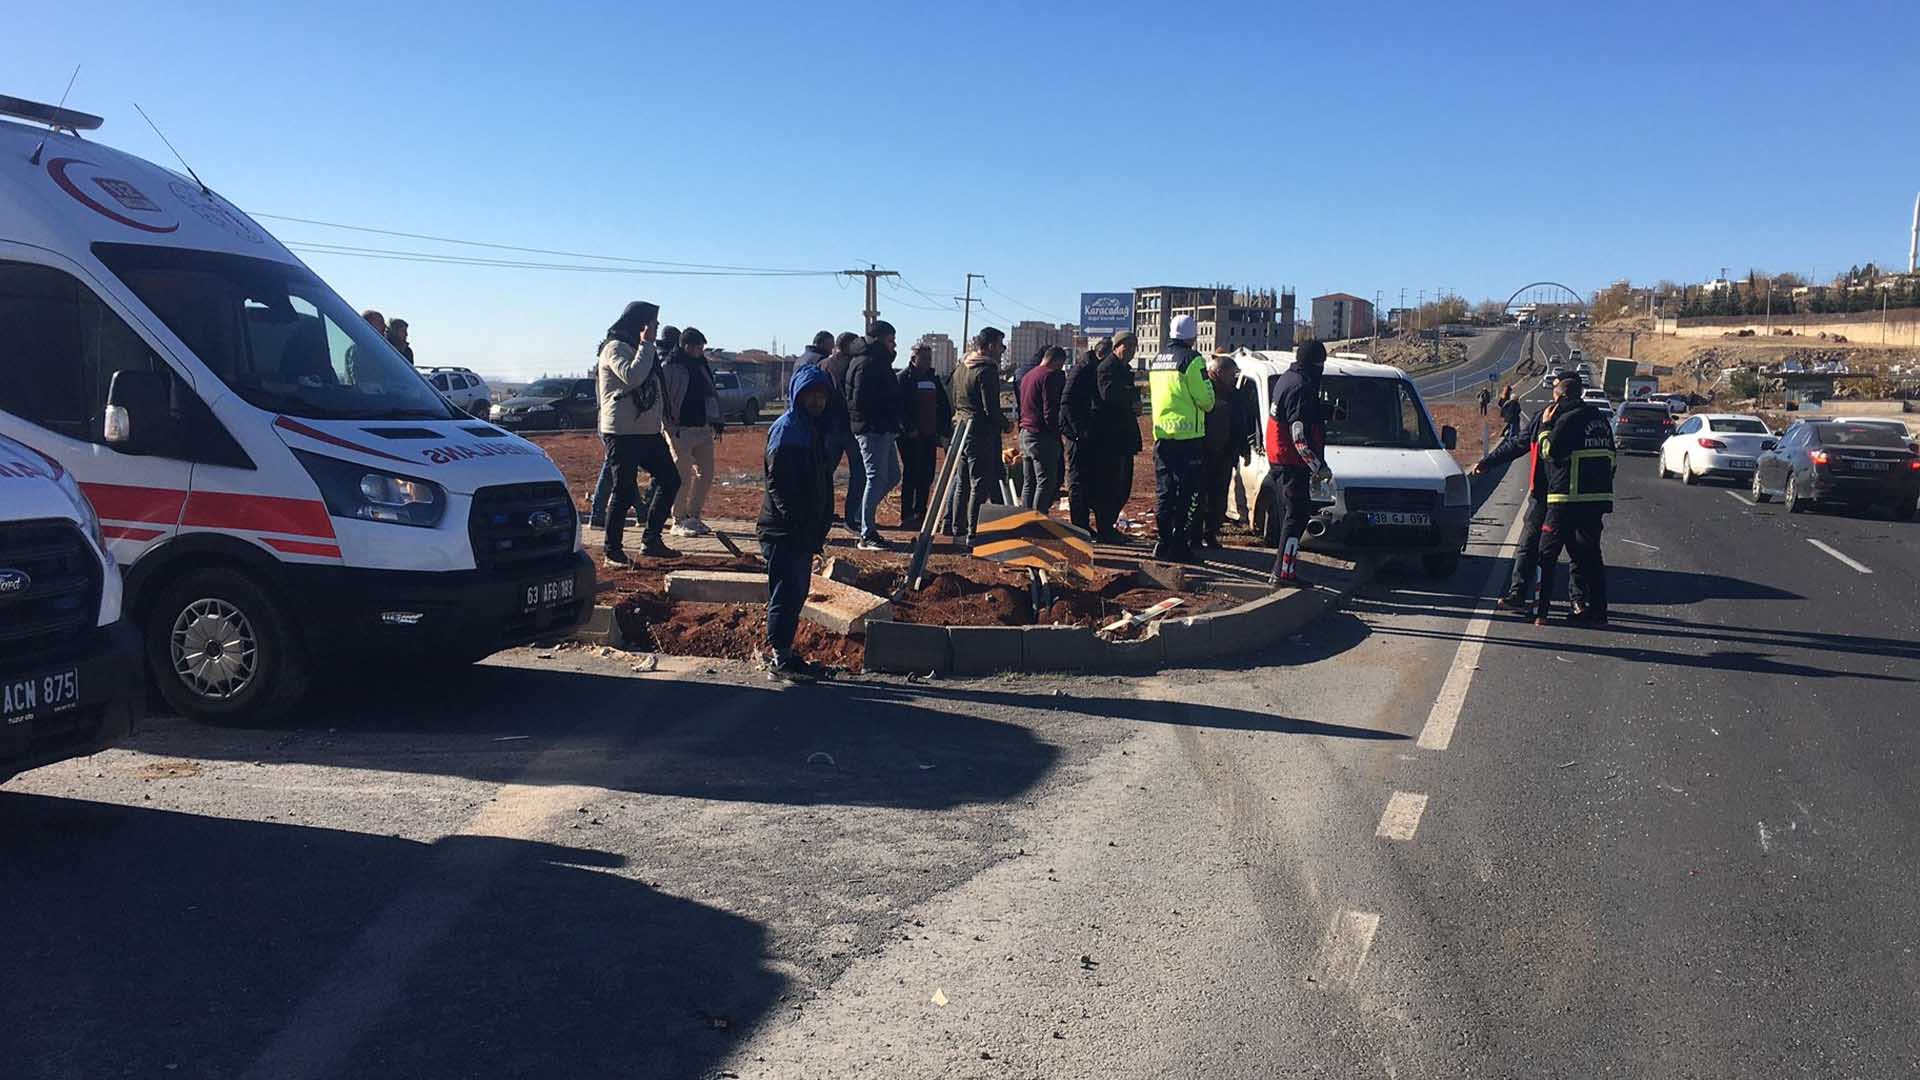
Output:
[1375, 792, 1429, 841]
[1321, 910, 1382, 986]
[1725, 490, 1758, 507]
[1417, 494, 1532, 751]
[1807, 538, 1873, 574]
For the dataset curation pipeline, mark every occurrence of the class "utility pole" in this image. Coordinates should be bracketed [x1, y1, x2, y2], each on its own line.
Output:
[841, 265, 900, 331]
[955, 273, 986, 352]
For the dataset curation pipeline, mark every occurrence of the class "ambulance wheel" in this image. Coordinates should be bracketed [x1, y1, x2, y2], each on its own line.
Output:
[147, 567, 310, 725]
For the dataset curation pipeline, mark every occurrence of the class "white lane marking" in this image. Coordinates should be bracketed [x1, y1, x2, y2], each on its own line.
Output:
[1375, 792, 1429, 841]
[1725, 490, 1758, 507]
[1321, 910, 1382, 986]
[1806, 538, 1873, 574]
[1757, 821, 1773, 853]
[1417, 498, 1531, 751]
[1618, 538, 1659, 551]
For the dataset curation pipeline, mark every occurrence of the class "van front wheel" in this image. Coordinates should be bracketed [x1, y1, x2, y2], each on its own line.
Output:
[146, 567, 310, 725]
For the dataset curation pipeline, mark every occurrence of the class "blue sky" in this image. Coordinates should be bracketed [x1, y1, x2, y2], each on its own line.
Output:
[13, 2, 1919, 379]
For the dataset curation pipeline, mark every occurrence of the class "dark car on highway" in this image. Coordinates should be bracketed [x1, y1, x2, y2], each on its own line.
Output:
[490, 377, 597, 431]
[1614, 402, 1675, 452]
[1752, 420, 1920, 520]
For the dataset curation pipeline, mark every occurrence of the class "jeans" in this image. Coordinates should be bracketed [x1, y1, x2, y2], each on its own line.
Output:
[589, 453, 616, 525]
[855, 431, 901, 538]
[840, 442, 865, 531]
[949, 424, 1003, 540]
[603, 432, 680, 551]
[1151, 438, 1203, 555]
[1507, 498, 1548, 600]
[761, 540, 814, 657]
[898, 436, 937, 528]
[1019, 430, 1063, 513]
[665, 425, 716, 524]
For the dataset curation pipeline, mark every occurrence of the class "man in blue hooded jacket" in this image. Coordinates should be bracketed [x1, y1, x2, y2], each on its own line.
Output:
[757, 366, 838, 682]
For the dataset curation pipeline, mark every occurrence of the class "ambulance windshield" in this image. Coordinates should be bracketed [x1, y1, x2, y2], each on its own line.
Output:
[92, 243, 459, 421]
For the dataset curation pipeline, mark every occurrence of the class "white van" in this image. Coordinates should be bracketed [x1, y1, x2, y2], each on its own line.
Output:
[0, 97, 593, 723]
[1230, 350, 1471, 577]
[0, 431, 143, 781]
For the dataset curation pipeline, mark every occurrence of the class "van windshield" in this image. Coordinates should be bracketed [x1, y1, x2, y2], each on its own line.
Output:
[1316, 374, 1440, 449]
[92, 243, 457, 421]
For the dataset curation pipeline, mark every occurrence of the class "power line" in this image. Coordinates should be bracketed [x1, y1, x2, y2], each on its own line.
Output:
[288, 239, 844, 274]
[880, 280, 958, 312]
[983, 282, 1069, 323]
[258, 212, 835, 275]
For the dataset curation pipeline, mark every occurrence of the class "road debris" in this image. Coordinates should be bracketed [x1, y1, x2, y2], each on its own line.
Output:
[1557, 760, 1578, 769]
[931, 988, 948, 1007]
[806, 752, 836, 767]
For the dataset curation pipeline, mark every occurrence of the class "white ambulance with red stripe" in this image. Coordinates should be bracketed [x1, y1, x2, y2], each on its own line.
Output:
[0, 96, 593, 723]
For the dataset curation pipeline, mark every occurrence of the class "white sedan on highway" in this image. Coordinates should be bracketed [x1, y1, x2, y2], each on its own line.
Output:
[1657, 413, 1775, 484]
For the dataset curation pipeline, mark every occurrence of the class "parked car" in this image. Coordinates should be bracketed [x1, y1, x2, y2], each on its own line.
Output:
[0, 432, 143, 783]
[712, 370, 763, 424]
[1614, 402, 1676, 452]
[1753, 421, 1919, 519]
[492, 377, 597, 431]
[1657, 414, 1774, 484]
[1233, 351, 1470, 577]
[424, 366, 492, 417]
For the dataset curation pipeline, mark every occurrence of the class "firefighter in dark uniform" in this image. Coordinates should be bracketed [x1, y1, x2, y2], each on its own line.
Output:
[1533, 371, 1615, 625]
[1265, 340, 1329, 587]
[1469, 388, 1564, 611]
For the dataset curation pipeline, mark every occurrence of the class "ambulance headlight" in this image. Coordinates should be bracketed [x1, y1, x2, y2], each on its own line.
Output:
[294, 451, 446, 528]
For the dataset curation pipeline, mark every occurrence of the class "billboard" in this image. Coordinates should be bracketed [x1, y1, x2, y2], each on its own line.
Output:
[1080, 292, 1134, 336]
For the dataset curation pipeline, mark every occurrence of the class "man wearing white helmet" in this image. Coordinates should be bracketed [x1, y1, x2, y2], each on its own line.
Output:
[1146, 313, 1216, 563]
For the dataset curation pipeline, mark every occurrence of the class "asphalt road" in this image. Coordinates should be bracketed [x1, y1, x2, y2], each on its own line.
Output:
[1412, 326, 1529, 401]
[5, 393, 1917, 1076]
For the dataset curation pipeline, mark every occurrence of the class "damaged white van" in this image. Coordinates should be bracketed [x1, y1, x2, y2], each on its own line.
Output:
[0, 95, 593, 723]
[1231, 350, 1472, 577]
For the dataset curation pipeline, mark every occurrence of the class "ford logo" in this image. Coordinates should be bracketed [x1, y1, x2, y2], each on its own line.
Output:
[0, 568, 29, 594]
[527, 511, 555, 529]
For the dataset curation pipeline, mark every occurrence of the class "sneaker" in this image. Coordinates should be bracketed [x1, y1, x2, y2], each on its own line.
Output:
[641, 537, 680, 559]
[602, 548, 632, 567]
[667, 523, 695, 538]
[1566, 608, 1609, 627]
[857, 534, 891, 552]
[1495, 594, 1531, 613]
[1268, 571, 1301, 589]
[767, 654, 819, 683]
[682, 519, 712, 537]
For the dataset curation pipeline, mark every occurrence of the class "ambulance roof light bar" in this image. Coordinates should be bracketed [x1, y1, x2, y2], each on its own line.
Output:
[0, 93, 104, 132]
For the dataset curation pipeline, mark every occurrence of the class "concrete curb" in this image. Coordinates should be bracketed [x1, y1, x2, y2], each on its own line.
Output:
[864, 558, 1380, 676]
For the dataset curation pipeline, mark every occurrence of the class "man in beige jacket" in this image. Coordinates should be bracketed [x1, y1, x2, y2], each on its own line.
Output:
[597, 300, 682, 564]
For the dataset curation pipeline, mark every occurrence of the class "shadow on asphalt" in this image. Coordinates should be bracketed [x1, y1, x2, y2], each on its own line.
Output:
[0, 793, 780, 1080]
[843, 682, 1408, 740]
[197, 665, 1059, 810]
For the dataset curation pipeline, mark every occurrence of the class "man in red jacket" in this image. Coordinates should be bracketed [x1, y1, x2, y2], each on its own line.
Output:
[1018, 346, 1068, 512]
[1266, 341, 1329, 586]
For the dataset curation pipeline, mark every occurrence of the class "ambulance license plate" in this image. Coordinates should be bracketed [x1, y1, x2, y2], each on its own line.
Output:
[3, 667, 79, 725]
[1364, 511, 1431, 527]
[522, 575, 576, 612]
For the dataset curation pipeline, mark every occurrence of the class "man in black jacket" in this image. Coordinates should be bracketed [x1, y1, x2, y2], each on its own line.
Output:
[847, 321, 903, 550]
[758, 365, 837, 682]
[1061, 338, 1109, 532]
[1532, 372, 1615, 626]
[897, 343, 952, 530]
[1090, 332, 1143, 542]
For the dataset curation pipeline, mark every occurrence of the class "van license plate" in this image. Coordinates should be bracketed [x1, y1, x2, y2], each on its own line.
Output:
[3, 668, 79, 725]
[1364, 512, 1431, 527]
[522, 575, 576, 612]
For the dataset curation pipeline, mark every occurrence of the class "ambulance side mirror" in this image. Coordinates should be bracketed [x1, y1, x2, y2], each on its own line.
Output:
[1441, 426, 1458, 451]
[104, 369, 174, 453]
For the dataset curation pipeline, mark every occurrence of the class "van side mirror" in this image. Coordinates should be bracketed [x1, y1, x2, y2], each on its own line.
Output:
[1441, 425, 1458, 450]
[104, 369, 174, 452]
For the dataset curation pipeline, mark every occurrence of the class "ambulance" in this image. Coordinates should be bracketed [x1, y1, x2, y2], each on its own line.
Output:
[0, 95, 593, 723]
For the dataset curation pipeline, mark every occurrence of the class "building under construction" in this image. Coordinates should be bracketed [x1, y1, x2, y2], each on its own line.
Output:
[1131, 286, 1295, 358]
